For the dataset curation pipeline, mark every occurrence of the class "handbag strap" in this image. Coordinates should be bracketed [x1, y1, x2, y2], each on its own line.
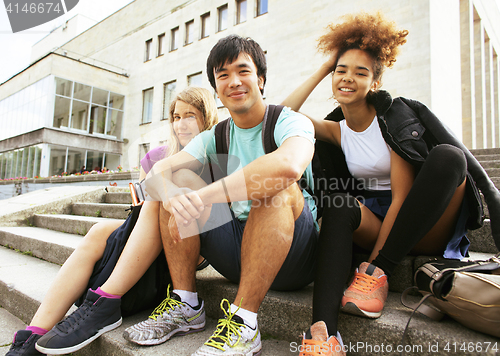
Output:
[400, 287, 444, 321]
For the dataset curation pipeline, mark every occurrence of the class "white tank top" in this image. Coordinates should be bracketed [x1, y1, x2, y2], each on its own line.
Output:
[340, 116, 392, 191]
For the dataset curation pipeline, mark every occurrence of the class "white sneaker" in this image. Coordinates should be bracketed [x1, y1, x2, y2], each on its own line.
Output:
[192, 299, 261, 356]
[123, 287, 205, 345]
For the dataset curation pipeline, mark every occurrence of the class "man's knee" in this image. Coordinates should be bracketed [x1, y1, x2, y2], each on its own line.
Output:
[251, 182, 303, 213]
[172, 168, 200, 188]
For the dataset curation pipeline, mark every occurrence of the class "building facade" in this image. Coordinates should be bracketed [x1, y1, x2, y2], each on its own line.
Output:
[1, 0, 499, 179]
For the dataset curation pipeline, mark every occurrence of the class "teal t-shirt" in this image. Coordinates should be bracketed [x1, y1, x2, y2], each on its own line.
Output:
[183, 106, 316, 222]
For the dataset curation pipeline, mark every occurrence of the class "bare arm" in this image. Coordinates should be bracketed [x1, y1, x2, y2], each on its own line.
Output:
[368, 151, 415, 262]
[281, 53, 339, 144]
[170, 136, 314, 224]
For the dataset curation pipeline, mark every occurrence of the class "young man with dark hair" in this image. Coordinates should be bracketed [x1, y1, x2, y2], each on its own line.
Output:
[124, 34, 319, 355]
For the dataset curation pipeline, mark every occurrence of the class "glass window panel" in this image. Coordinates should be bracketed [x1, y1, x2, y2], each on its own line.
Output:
[92, 87, 109, 106]
[138, 143, 150, 167]
[66, 148, 86, 174]
[237, 0, 247, 24]
[188, 72, 202, 87]
[171, 27, 179, 51]
[73, 82, 91, 102]
[109, 92, 125, 111]
[0, 153, 3, 179]
[218, 5, 228, 31]
[20, 148, 28, 178]
[71, 100, 89, 131]
[185, 20, 194, 45]
[90, 105, 107, 134]
[163, 81, 176, 120]
[106, 109, 123, 138]
[256, 0, 268, 16]
[34, 146, 42, 178]
[55, 77, 73, 97]
[142, 88, 154, 124]
[105, 153, 121, 172]
[158, 33, 165, 56]
[27, 147, 35, 178]
[15, 150, 22, 178]
[201, 12, 210, 38]
[86, 151, 104, 172]
[50, 146, 67, 176]
[145, 39, 153, 61]
[53, 96, 71, 128]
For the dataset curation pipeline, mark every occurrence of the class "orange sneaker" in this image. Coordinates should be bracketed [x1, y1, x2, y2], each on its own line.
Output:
[341, 262, 388, 319]
[299, 321, 345, 356]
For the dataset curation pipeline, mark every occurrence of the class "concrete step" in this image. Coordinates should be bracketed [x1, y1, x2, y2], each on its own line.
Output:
[470, 147, 500, 156]
[485, 167, 500, 178]
[33, 213, 124, 235]
[1, 246, 498, 356]
[0, 247, 293, 356]
[477, 159, 500, 168]
[105, 192, 132, 204]
[72, 202, 131, 219]
[7, 210, 498, 292]
[0, 226, 81, 265]
[474, 154, 500, 162]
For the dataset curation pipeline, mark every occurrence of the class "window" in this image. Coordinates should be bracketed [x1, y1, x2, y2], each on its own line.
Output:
[188, 72, 203, 87]
[185, 20, 194, 45]
[163, 81, 177, 120]
[218, 4, 228, 32]
[145, 39, 153, 61]
[201, 12, 210, 39]
[139, 143, 150, 167]
[236, 0, 247, 24]
[171, 27, 179, 51]
[158, 33, 165, 56]
[142, 88, 154, 124]
[256, 0, 267, 16]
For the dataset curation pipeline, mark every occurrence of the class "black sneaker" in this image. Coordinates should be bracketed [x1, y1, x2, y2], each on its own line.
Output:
[35, 289, 122, 355]
[6, 330, 43, 356]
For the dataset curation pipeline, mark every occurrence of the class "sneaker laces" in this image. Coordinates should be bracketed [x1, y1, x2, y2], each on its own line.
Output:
[56, 299, 93, 333]
[149, 285, 184, 321]
[350, 272, 380, 293]
[204, 299, 244, 351]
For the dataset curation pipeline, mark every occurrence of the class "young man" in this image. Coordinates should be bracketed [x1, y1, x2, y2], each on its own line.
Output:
[123, 35, 319, 355]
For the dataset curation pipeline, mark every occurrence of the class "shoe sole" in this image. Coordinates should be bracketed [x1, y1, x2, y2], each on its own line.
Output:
[341, 302, 382, 319]
[123, 321, 206, 346]
[35, 318, 122, 355]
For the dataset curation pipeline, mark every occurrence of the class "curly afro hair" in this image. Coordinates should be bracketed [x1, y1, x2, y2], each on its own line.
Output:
[318, 12, 408, 81]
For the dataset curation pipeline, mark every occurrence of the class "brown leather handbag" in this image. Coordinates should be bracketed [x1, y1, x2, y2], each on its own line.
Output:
[402, 254, 500, 338]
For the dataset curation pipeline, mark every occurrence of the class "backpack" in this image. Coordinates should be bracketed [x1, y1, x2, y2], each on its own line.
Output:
[75, 204, 170, 317]
[213, 104, 329, 218]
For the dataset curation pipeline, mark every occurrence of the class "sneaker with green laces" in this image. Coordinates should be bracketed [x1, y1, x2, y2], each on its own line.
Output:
[192, 299, 261, 356]
[122, 286, 205, 345]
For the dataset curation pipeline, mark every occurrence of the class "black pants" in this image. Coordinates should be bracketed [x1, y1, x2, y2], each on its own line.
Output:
[313, 144, 467, 334]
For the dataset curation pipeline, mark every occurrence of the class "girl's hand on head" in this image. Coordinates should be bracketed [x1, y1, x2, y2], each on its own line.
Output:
[323, 50, 338, 73]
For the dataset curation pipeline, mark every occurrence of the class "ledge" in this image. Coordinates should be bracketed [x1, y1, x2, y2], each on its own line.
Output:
[0, 171, 140, 185]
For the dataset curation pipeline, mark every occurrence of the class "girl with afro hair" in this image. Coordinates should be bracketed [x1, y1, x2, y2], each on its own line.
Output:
[283, 12, 500, 355]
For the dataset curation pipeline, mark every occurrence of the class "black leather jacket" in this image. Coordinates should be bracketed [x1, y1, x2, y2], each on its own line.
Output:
[316, 90, 500, 251]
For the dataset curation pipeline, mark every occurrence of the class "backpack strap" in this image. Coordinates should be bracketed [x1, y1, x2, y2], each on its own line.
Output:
[214, 119, 231, 177]
[262, 104, 284, 153]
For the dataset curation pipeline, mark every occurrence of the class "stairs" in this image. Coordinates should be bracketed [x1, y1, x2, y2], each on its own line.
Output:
[1, 148, 500, 355]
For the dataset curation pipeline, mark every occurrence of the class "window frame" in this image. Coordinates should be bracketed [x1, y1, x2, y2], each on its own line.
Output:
[185, 19, 195, 45]
[141, 88, 154, 125]
[236, 0, 247, 24]
[217, 4, 228, 32]
[157, 33, 166, 56]
[144, 38, 153, 62]
[200, 12, 210, 39]
[170, 27, 179, 51]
